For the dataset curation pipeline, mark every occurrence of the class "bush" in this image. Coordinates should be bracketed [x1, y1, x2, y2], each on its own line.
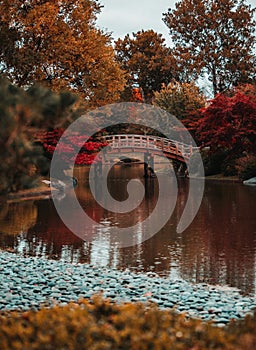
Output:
[196, 92, 256, 158]
[236, 154, 256, 180]
[0, 297, 256, 350]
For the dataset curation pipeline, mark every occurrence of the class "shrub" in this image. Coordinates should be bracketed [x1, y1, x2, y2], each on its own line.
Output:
[196, 92, 256, 158]
[236, 154, 256, 180]
[0, 297, 256, 350]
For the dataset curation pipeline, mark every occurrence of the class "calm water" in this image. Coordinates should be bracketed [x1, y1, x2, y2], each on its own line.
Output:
[0, 165, 256, 296]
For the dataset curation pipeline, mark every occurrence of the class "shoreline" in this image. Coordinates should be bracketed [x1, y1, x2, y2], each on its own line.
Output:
[4, 174, 242, 202]
[203, 174, 241, 183]
[0, 250, 255, 326]
[5, 183, 58, 203]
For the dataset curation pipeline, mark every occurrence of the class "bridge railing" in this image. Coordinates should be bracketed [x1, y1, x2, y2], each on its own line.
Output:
[101, 134, 199, 160]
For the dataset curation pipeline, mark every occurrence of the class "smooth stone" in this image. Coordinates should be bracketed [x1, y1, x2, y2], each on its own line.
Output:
[216, 318, 229, 324]
[177, 306, 188, 311]
[105, 293, 117, 298]
[47, 282, 56, 287]
[243, 177, 256, 185]
[149, 298, 164, 305]
[163, 301, 174, 308]
[51, 293, 62, 298]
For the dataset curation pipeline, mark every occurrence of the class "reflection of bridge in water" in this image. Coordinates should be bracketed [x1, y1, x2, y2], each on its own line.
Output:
[99, 134, 199, 177]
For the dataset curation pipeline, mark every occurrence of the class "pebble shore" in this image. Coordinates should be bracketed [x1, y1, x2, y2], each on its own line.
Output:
[0, 250, 255, 326]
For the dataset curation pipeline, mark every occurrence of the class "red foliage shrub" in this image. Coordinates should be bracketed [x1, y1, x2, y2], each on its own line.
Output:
[196, 92, 256, 157]
[236, 154, 256, 180]
[40, 129, 107, 165]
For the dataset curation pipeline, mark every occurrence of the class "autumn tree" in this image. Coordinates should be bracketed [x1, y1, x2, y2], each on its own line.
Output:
[228, 83, 256, 98]
[0, 0, 125, 107]
[152, 81, 205, 145]
[195, 90, 256, 176]
[115, 30, 177, 102]
[163, 0, 256, 95]
[153, 81, 205, 121]
[196, 92, 256, 156]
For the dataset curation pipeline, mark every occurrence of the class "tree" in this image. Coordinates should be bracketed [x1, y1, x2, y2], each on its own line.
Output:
[0, 0, 125, 107]
[115, 30, 177, 102]
[153, 81, 205, 122]
[0, 77, 78, 194]
[153, 81, 205, 141]
[163, 0, 256, 95]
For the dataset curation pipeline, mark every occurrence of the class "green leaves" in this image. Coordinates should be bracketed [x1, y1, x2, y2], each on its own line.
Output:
[153, 81, 205, 120]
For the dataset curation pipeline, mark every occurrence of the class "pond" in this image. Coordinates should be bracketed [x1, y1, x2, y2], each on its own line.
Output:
[0, 164, 255, 296]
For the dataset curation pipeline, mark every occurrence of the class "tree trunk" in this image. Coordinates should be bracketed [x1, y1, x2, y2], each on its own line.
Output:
[212, 64, 218, 96]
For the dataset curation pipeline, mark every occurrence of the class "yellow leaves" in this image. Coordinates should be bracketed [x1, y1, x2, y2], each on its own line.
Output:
[0, 0, 126, 107]
[24, 3, 59, 34]
[0, 297, 255, 349]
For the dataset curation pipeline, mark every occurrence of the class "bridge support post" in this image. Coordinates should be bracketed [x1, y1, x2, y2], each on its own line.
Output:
[144, 153, 154, 178]
[94, 159, 102, 178]
[177, 162, 188, 177]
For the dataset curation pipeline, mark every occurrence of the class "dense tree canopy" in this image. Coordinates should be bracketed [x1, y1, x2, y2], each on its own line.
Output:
[0, 0, 125, 107]
[163, 0, 256, 95]
[115, 30, 177, 102]
[196, 90, 256, 156]
[153, 81, 205, 121]
[153, 81, 206, 141]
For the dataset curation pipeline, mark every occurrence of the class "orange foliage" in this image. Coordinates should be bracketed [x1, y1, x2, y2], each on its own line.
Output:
[132, 87, 144, 102]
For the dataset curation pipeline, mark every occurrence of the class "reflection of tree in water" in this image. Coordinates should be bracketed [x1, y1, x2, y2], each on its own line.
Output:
[26, 200, 90, 262]
[118, 179, 256, 296]
[117, 176, 172, 274]
[0, 199, 90, 262]
[0, 201, 37, 250]
[178, 183, 256, 295]
[123, 178, 188, 275]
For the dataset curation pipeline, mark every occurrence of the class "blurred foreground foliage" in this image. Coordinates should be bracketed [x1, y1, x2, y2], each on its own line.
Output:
[0, 77, 78, 194]
[0, 296, 256, 350]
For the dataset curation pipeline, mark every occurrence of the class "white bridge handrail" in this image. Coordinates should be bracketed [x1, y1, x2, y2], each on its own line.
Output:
[101, 134, 199, 159]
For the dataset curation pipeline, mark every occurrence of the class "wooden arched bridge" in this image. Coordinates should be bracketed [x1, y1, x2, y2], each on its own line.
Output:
[36, 130, 199, 178]
[101, 134, 198, 162]
[100, 134, 199, 177]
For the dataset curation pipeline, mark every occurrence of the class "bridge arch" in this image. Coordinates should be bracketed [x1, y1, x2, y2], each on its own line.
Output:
[101, 134, 198, 162]
[100, 134, 199, 177]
